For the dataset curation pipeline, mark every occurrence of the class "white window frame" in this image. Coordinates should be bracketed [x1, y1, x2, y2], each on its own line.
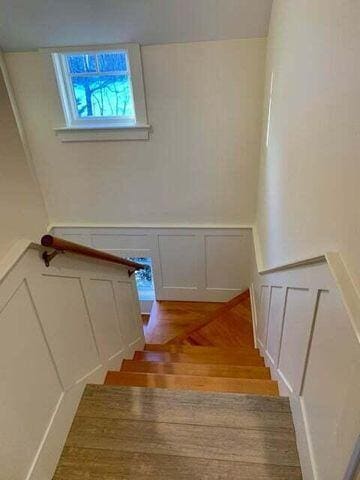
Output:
[48, 43, 150, 141]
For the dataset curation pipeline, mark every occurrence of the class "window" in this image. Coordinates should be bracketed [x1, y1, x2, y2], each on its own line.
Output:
[51, 44, 149, 140]
[128, 257, 155, 314]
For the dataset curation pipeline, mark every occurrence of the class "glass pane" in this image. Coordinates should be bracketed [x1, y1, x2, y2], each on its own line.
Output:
[70, 74, 135, 118]
[67, 54, 96, 73]
[128, 257, 155, 301]
[98, 52, 127, 72]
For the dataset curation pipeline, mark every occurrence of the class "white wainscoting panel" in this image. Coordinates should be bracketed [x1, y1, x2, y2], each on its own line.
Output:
[158, 234, 198, 289]
[0, 281, 63, 480]
[265, 286, 285, 366]
[0, 243, 144, 480]
[252, 259, 360, 480]
[257, 285, 270, 347]
[113, 280, 143, 345]
[28, 274, 100, 389]
[82, 279, 125, 363]
[301, 289, 360, 480]
[277, 287, 317, 394]
[52, 226, 253, 302]
[91, 233, 151, 251]
[205, 234, 252, 291]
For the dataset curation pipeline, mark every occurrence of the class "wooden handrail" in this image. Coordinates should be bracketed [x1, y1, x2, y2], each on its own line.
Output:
[41, 235, 145, 271]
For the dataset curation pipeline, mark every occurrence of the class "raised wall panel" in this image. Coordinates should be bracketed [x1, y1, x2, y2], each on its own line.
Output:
[205, 235, 250, 290]
[301, 290, 360, 480]
[0, 282, 63, 480]
[28, 275, 100, 388]
[158, 235, 198, 288]
[257, 285, 270, 346]
[83, 279, 124, 361]
[0, 245, 144, 480]
[266, 286, 285, 365]
[278, 288, 316, 393]
[53, 226, 253, 301]
[113, 281, 142, 345]
[91, 234, 150, 250]
[59, 233, 91, 246]
[253, 260, 360, 480]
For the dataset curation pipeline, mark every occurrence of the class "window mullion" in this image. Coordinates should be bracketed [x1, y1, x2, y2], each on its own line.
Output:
[95, 54, 100, 73]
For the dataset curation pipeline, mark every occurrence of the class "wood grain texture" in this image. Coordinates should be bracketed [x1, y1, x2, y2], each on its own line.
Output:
[144, 300, 223, 344]
[53, 385, 301, 479]
[104, 371, 279, 395]
[122, 359, 271, 379]
[65, 414, 299, 466]
[145, 344, 259, 354]
[133, 350, 265, 366]
[183, 300, 255, 347]
[54, 446, 303, 480]
[169, 290, 254, 346]
[41, 235, 144, 271]
[77, 385, 293, 430]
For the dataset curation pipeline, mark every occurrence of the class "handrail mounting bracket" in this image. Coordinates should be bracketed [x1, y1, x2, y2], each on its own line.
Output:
[42, 250, 64, 267]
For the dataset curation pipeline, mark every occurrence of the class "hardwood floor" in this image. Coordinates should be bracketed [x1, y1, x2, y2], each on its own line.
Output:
[53, 386, 302, 480]
[144, 300, 223, 344]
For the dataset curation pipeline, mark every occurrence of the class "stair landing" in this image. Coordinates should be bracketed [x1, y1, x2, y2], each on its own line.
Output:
[53, 385, 302, 480]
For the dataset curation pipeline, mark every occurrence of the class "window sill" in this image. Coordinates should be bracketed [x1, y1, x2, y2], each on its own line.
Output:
[54, 124, 151, 142]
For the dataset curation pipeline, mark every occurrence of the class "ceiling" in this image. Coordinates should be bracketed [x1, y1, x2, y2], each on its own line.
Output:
[0, 0, 273, 52]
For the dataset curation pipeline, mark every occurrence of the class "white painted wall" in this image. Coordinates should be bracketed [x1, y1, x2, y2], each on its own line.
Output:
[53, 226, 253, 302]
[4, 38, 265, 227]
[251, 257, 360, 480]
[0, 65, 48, 260]
[255, 0, 360, 291]
[0, 242, 144, 480]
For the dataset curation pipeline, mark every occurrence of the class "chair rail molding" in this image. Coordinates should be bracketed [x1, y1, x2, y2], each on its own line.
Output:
[0, 239, 144, 480]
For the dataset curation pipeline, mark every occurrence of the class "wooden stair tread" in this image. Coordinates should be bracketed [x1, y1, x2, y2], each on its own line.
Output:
[134, 350, 265, 366]
[54, 385, 301, 480]
[145, 344, 259, 354]
[122, 359, 271, 379]
[105, 371, 279, 396]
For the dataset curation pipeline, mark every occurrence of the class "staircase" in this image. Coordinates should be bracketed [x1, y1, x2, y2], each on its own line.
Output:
[105, 344, 278, 395]
[105, 290, 278, 396]
[53, 291, 302, 479]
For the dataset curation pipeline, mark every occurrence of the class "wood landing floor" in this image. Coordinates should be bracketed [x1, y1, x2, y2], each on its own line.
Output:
[53, 386, 302, 480]
[143, 300, 223, 344]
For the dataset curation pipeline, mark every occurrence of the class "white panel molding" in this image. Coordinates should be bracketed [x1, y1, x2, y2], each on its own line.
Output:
[0, 240, 144, 480]
[49, 223, 254, 230]
[251, 249, 360, 480]
[264, 285, 286, 367]
[51, 226, 253, 302]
